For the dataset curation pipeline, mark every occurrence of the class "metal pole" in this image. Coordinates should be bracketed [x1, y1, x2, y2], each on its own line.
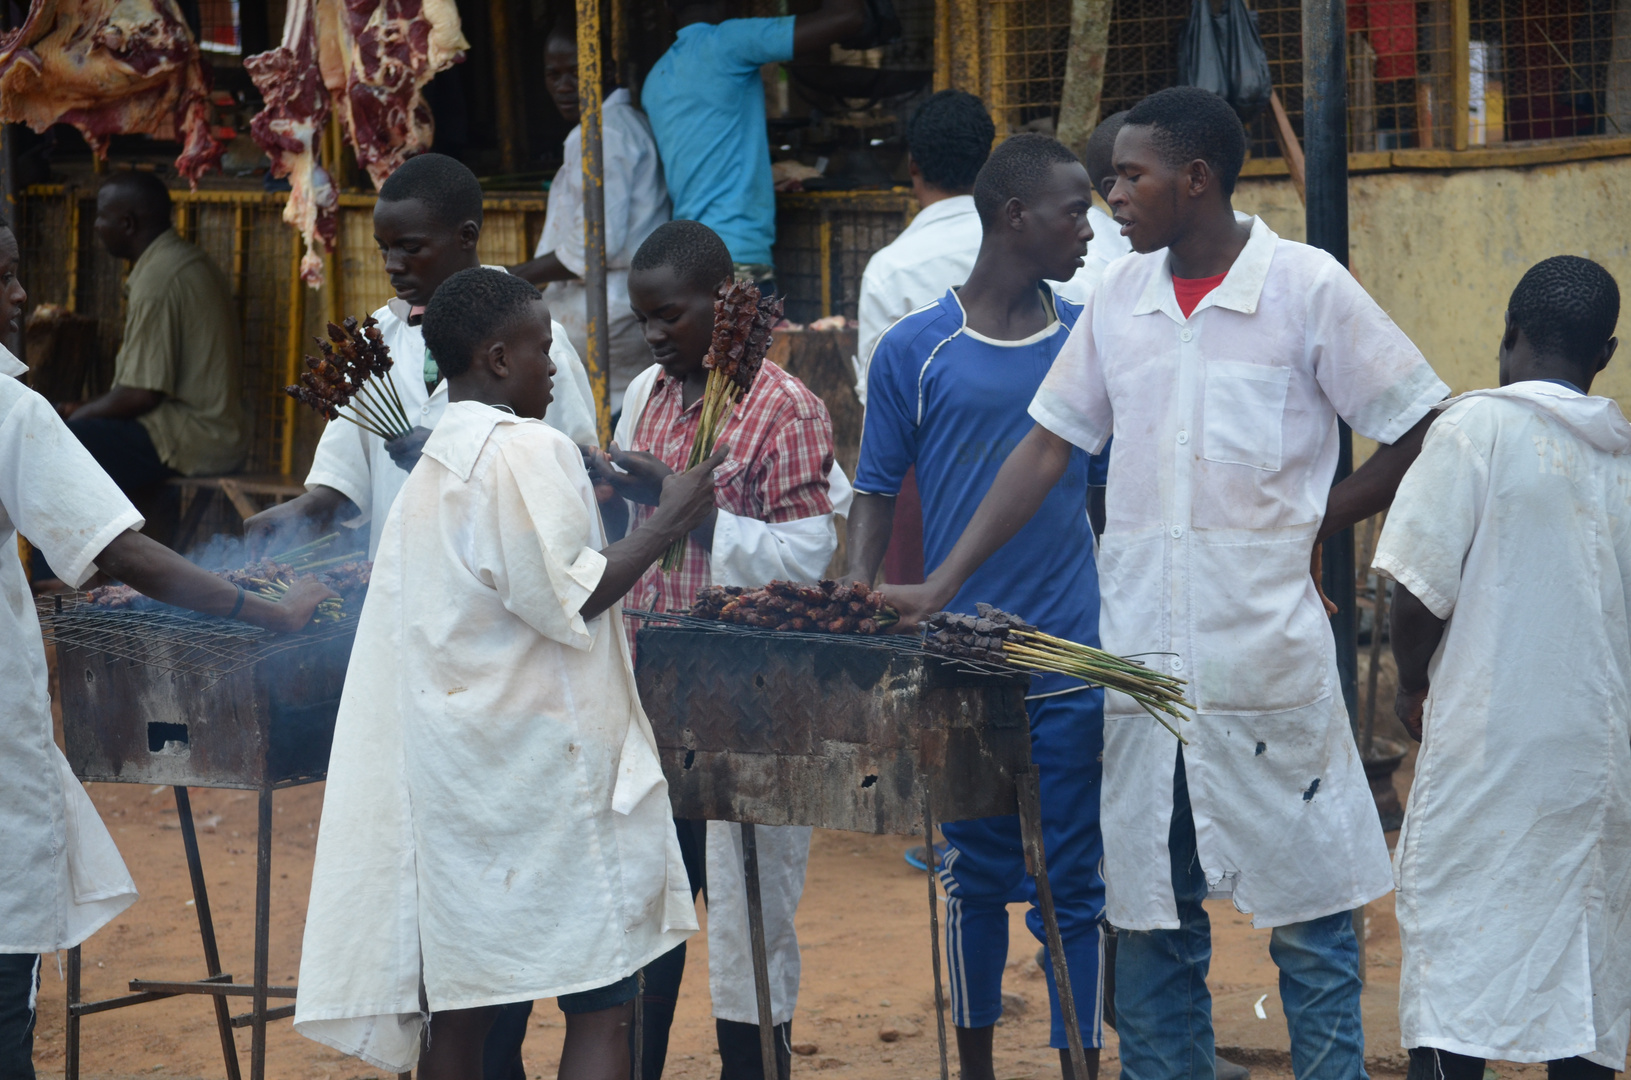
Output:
[1017, 768, 1088, 1080]
[176, 787, 244, 1080]
[66, 945, 81, 1080]
[923, 791, 950, 1080]
[251, 786, 274, 1080]
[577, 0, 612, 446]
[740, 824, 781, 1080]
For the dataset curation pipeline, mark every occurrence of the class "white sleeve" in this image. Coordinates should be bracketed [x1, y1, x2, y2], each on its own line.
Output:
[854, 261, 894, 408]
[1029, 292, 1113, 454]
[544, 323, 601, 446]
[0, 386, 142, 587]
[304, 416, 375, 522]
[711, 512, 837, 588]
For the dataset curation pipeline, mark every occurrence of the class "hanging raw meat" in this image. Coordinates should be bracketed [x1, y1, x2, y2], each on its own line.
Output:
[0, 0, 224, 184]
[245, 0, 466, 287]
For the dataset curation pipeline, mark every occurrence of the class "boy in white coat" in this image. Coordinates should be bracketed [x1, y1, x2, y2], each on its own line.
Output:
[1377, 256, 1629, 1080]
[293, 269, 724, 1078]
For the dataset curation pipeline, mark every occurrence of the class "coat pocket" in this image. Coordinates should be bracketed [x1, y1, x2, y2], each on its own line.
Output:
[1203, 361, 1290, 471]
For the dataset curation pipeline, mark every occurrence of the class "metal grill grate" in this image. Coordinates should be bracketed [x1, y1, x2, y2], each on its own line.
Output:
[38, 594, 359, 683]
[1470, 0, 1631, 143]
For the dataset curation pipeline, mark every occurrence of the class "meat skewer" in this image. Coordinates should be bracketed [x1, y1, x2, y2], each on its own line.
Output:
[283, 315, 414, 441]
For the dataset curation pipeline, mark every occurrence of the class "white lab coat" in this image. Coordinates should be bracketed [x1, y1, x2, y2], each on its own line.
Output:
[1030, 216, 1448, 929]
[854, 194, 982, 407]
[615, 367, 843, 1025]
[1374, 384, 1631, 1068]
[294, 402, 695, 1072]
[0, 347, 141, 953]
[1049, 204, 1133, 305]
[305, 289, 598, 557]
[535, 88, 671, 404]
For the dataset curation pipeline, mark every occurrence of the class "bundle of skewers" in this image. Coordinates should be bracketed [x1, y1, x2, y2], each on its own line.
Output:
[690, 580, 899, 634]
[87, 533, 371, 625]
[923, 604, 1194, 742]
[661, 281, 784, 571]
[284, 316, 413, 441]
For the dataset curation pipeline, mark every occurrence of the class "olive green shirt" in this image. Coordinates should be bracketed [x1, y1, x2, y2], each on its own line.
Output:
[115, 230, 247, 476]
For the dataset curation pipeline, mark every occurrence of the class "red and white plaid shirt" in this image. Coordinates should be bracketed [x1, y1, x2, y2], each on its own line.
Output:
[627, 361, 835, 615]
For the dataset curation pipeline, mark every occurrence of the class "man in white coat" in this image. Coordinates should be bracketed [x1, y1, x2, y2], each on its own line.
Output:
[509, 16, 670, 409]
[294, 269, 723, 1077]
[245, 153, 598, 560]
[884, 88, 1449, 1079]
[0, 222, 328, 1078]
[1376, 255, 1629, 1080]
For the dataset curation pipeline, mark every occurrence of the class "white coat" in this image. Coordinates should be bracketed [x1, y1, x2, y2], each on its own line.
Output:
[294, 402, 695, 1072]
[0, 347, 141, 953]
[615, 368, 842, 1025]
[305, 291, 598, 557]
[1030, 216, 1448, 929]
[1374, 383, 1631, 1068]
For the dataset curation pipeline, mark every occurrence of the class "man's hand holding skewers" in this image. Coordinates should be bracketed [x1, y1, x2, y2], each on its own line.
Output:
[583, 444, 672, 506]
[385, 427, 433, 472]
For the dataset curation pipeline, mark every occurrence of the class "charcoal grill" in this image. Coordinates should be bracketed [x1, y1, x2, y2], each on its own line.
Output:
[41, 595, 358, 1080]
[633, 616, 1092, 1080]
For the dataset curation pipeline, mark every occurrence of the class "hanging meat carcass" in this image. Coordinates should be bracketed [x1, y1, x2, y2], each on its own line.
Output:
[0, 0, 224, 184]
[246, 0, 466, 286]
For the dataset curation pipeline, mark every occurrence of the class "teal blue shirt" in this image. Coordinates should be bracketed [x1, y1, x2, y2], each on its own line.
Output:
[642, 17, 795, 266]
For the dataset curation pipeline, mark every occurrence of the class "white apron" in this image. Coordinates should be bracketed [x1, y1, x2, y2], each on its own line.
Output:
[1375, 384, 1631, 1068]
[0, 350, 142, 953]
[294, 403, 695, 1072]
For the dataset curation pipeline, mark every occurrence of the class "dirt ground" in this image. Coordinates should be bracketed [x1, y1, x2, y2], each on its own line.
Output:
[28, 652, 1564, 1080]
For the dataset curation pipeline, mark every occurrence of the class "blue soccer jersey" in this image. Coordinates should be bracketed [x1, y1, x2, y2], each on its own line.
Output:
[855, 287, 1106, 647]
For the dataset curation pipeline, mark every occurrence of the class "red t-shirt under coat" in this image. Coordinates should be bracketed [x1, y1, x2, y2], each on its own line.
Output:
[1173, 272, 1228, 319]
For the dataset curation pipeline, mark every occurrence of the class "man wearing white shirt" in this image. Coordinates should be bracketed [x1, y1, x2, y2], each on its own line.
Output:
[885, 88, 1448, 1080]
[246, 154, 598, 560]
[853, 90, 993, 404]
[1051, 112, 1134, 304]
[510, 17, 670, 408]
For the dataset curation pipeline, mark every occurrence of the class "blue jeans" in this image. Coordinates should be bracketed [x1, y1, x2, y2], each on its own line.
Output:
[939, 683, 1107, 1051]
[1115, 752, 1367, 1080]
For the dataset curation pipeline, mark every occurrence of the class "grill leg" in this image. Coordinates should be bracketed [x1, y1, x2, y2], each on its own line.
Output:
[65, 945, 81, 1080]
[739, 823, 780, 1080]
[1017, 767, 1089, 1080]
[251, 786, 273, 1080]
[633, 969, 645, 1080]
[924, 791, 949, 1080]
[176, 786, 242, 1080]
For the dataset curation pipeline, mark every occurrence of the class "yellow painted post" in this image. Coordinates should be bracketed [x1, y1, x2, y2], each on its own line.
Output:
[491, 0, 521, 174]
[578, 0, 612, 446]
[950, 0, 981, 95]
[934, 0, 951, 92]
[1452, 0, 1470, 151]
[280, 228, 307, 476]
[64, 196, 80, 313]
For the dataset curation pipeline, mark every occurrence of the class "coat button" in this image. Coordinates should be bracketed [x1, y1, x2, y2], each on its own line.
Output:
[1180, 328, 1194, 342]
[1177, 430, 1189, 444]
[1172, 657, 1185, 672]
[1170, 525, 1184, 539]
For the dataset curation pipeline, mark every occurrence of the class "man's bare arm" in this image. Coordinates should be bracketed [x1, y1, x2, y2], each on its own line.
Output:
[792, 0, 865, 55]
[243, 485, 354, 561]
[844, 492, 897, 585]
[882, 424, 1073, 629]
[1389, 580, 1446, 741]
[61, 386, 163, 421]
[508, 252, 578, 287]
[95, 530, 333, 633]
[1320, 411, 1435, 542]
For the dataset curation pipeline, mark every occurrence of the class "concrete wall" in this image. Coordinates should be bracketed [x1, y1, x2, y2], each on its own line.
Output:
[1231, 154, 1631, 451]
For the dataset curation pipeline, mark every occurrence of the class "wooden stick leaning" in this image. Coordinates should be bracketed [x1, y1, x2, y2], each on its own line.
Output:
[659, 282, 784, 572]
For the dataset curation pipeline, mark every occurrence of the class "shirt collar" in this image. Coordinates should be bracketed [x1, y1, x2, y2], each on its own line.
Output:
[909, 194, 977, 231]
[0, 344, 26, 379]
[387, 264, 512, 323]
[422, 399, 536, 481]
[1535, 377, 1586, 395]
[125, 228, 180, 292]
[1133, 214, 1277, 322]
[941, 281, 1065, 333]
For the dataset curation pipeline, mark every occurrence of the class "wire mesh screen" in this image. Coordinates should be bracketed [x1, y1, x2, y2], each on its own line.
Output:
[985, 0, 1077, 134]
[773, 198, 914, 325]
[1471, 0, 1631, 142]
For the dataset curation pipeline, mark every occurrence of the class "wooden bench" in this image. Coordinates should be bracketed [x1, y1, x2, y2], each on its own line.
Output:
[168, 473, 307, 551]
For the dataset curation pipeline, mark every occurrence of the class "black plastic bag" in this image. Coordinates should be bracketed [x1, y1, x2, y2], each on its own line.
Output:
[1177, 0, 1273, 122]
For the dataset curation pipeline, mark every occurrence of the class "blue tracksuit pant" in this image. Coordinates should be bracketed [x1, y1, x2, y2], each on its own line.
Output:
[938, 681, 1107, 1050]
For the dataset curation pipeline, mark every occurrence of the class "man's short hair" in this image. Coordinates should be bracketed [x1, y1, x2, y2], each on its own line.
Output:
[1084, 110, 1130, 191]
[972, 133, 1083, 224]
[1508, 256, 1621, 366]
[378, 153, 485, 229]
[423, 268, 541, 378]
[906, 90, 995, 193]
[630, 220, 733, 293]
[1122, 87, 1247, 196]
[99, 170, 174, 226]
